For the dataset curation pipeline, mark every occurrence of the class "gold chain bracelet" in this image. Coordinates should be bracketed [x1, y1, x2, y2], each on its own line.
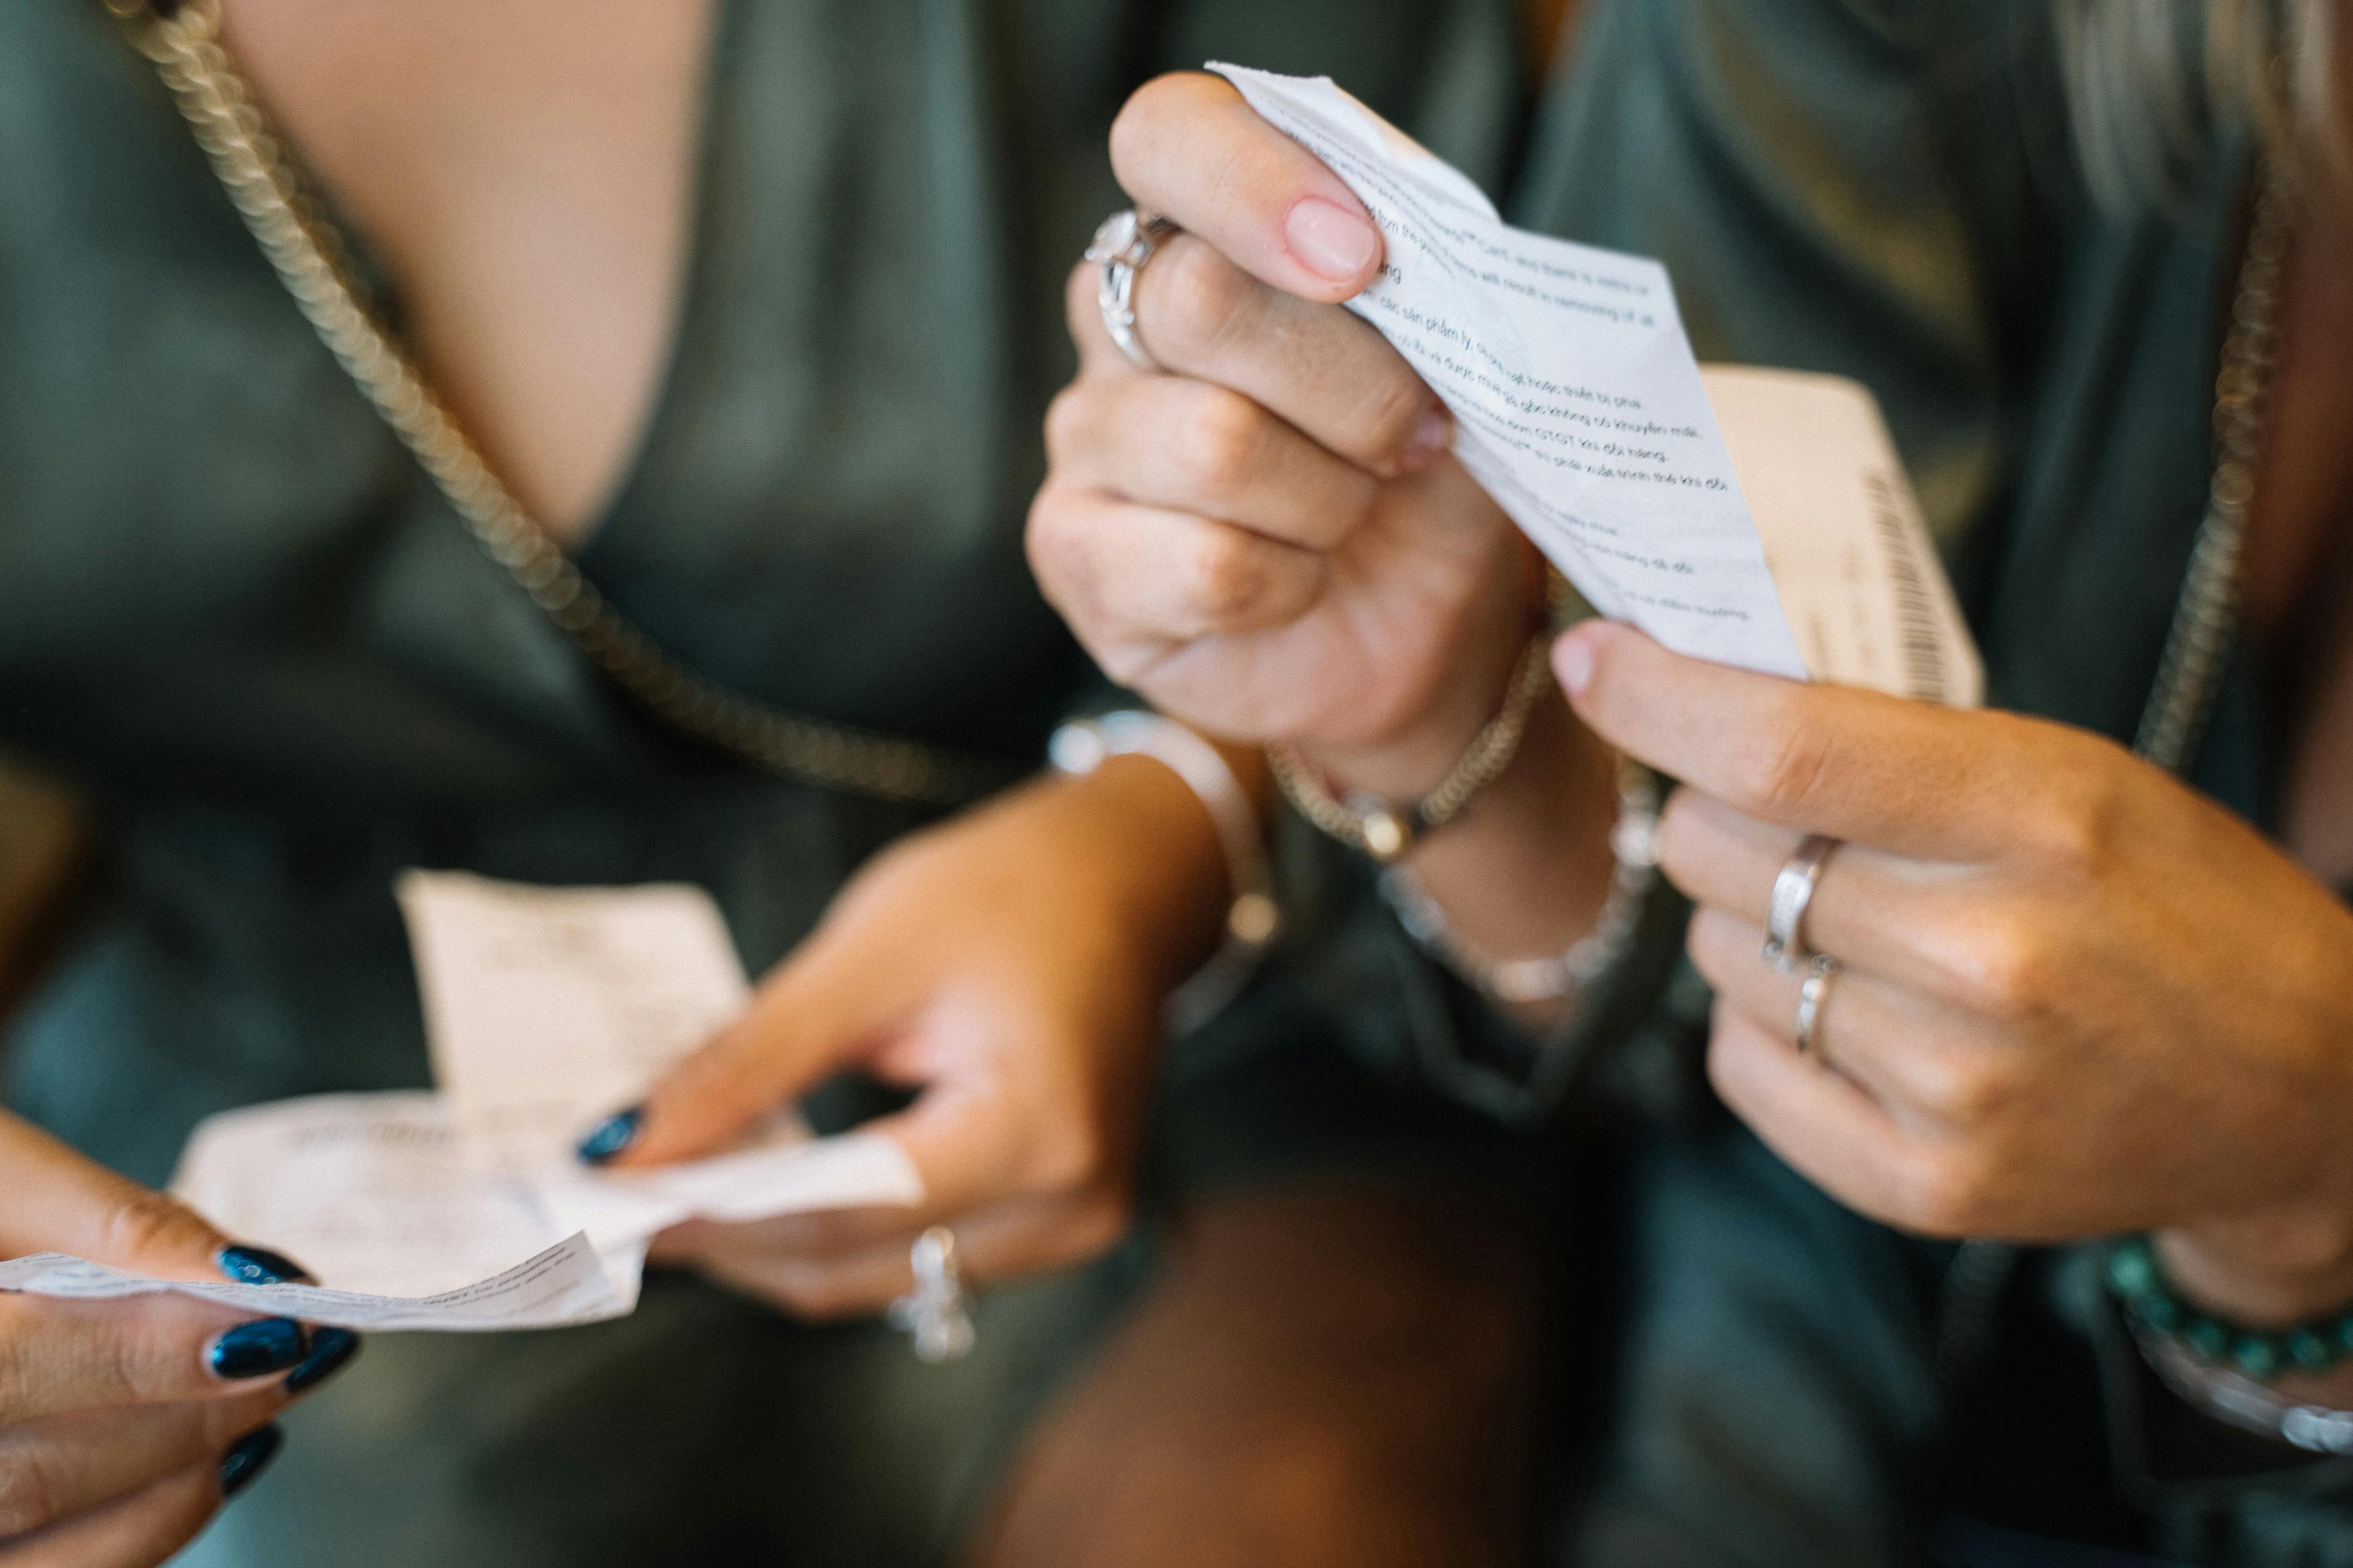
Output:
[1268, 631, 1556, 863]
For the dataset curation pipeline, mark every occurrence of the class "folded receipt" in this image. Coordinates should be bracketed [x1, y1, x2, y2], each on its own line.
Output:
[1211, 65, 1980, 706]
[0, 876, 924, 1331]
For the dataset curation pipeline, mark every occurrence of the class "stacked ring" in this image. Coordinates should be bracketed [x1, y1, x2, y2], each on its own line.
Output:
[1084, 210, 1179, 372]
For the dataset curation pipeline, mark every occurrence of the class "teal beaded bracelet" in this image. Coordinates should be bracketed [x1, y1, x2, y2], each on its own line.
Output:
[2106, 1235, 2353, 1383]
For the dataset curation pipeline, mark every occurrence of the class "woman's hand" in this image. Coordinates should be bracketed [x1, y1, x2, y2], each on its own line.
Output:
[1556, 620, 2353, 1328]
[587, 760, 1230, 1319]
[0, 1114, 348, 1567]
[1029, 71, 1536, 799]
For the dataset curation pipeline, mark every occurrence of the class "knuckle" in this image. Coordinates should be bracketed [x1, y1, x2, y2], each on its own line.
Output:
[1023, 488, 1091, 614]
[2029, 739, 2128, 874]
[1948, 909, 2059, 1026]
[98, 1190, 209, 1274]
[1890, 1145, 1995, 1237]
[1146, 238, 1256, 367]
[1913, 1050, 2016, 1126]
[1353, 366, 1431, 464]
[0, 1446, 58, 1539]
[1041, 384, 1094, 465]
[1727, 698, 1838, 820]
[1107, 77, 1185, 184]
[1179, 528, 1273, 629]
[1172, 382, 1266, 496]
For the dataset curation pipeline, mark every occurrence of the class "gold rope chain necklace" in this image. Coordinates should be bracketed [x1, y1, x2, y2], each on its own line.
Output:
[115, 0, 1012, 807]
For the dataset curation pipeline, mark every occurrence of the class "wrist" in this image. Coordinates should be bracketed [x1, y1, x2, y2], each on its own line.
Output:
[1295, 571, 1543, 804]
[1030, 753, 1232, 985]
[2158, 1208, 2353, 1329]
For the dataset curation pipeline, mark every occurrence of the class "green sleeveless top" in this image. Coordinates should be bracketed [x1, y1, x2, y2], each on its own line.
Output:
[0, 0, 1524, 1183]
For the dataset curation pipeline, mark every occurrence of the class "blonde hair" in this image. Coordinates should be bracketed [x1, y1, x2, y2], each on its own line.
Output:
[2056, 0, 2342, 204]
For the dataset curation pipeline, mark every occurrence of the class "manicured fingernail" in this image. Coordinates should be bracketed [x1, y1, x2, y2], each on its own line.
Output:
[1398, 404, 1451, 471]
[1553, 629, 1597, 695]
[284, 1326, 361, 1394]
[1283, 196, 1378, 282]
[209, 1318, 308, 1380]
[576, 1106, 643, 1165]
[219, 1424, 284, 1499]
[217, 1245, 315, 1286]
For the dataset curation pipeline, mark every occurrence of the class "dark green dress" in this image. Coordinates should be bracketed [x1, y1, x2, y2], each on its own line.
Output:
[1519, 1, 2351, 1563]
[0, 3, 1525, 1563]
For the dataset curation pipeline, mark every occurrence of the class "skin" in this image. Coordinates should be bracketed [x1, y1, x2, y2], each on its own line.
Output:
[181, 6, 1548, 1560]
[1039, 57, 2353, 1419]
[0, 1114, 322, 1567]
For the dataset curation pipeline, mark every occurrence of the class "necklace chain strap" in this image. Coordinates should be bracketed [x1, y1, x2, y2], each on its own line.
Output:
[1942, 163, 2300, 1394]
[2133, 163, 2297, 771]
[117, 0, 1012, 807]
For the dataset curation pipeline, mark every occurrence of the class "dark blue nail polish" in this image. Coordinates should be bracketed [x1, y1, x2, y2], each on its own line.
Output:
[219, 1425, 284, 1499]
[209, 1318, 308, 1380]
[284, 1326, 361, 1394]
[575, 1106, 644, 1165]
[216, 1245, 315, 1286]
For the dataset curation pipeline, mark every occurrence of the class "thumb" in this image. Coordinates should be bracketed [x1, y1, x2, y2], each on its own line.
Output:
[1110, 72, 1384, 305]
[0, 1113, 273, 1285]
[581, 932, 903, 1169]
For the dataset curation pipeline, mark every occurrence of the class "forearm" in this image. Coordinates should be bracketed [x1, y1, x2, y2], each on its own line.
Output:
[1023, 749, 1239, 994]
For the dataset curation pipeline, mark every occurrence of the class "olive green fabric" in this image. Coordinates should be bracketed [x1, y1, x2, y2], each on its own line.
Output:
[1516, 1, 2350, 1563]
[0, 2, 1527, 1563]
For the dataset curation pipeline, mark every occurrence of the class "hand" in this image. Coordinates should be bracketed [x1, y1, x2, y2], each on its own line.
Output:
[1030, 71, 1536, 798]
[0, 1114, 352, 1567]
[1556, 621, 2353, 1325]
[589, 761, 1228, 1319]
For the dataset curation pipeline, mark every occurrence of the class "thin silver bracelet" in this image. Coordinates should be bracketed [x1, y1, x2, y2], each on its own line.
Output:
[1378, 755, 1661, 1007]
[1049, 712, 1280, 1034]
[2134, 1323, 2353, 1456]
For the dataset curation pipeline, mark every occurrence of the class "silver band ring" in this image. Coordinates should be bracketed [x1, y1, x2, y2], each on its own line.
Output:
[1762, 833, 1841, 973]
[1793, 955, 1839, 1061]
[1084, 210, 1179, 372]
[886, 1225, 977, 1364]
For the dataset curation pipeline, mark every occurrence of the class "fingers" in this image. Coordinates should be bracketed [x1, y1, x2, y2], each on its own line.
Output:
[0, 1119, 234, 1284]
[596, 925, 900, 1169]
[1657, 789, 1989, 995]
[1703, 1001, 1944, 1235]
[0, 1457, 227, 1568]
[0, 1390, 282, 1543]
[1685, 907, 2009, 1132]
[0, 1292, 317, 1426]
[1110, 72, 1384, 304]
[1045, 372, 1379, 550]
[1554, 622, 2037, 862]
[668, 1190, 1131, 1322]
[1028, 485, 1323, 676]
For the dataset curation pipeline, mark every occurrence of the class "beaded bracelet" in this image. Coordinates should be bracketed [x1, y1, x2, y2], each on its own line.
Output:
[2106, 1234, 2353, 1383]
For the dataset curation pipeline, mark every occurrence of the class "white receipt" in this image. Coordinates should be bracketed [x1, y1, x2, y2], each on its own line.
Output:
[1703, 366, 1982, 707]
[396, 872, 751, 1169]
[4, 876, 925, 1332]
[155, 1090, 923, 1327]
[0, 1235, 621, 1333]
[1213, 64, 1807, 679]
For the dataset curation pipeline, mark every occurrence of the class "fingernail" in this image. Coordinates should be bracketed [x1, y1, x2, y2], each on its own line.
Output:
[1553, 628, 1597, 695]
[284, 1326, 362, 1394]
[575, 1106, 644, 1165]
[1398, 403, 1451, 471]
[219, 1425, 284, 1499]
[217, 1245, 316, 1286]
[208, 1318, 309, 1380]
[1283, 196, 1377, 282]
